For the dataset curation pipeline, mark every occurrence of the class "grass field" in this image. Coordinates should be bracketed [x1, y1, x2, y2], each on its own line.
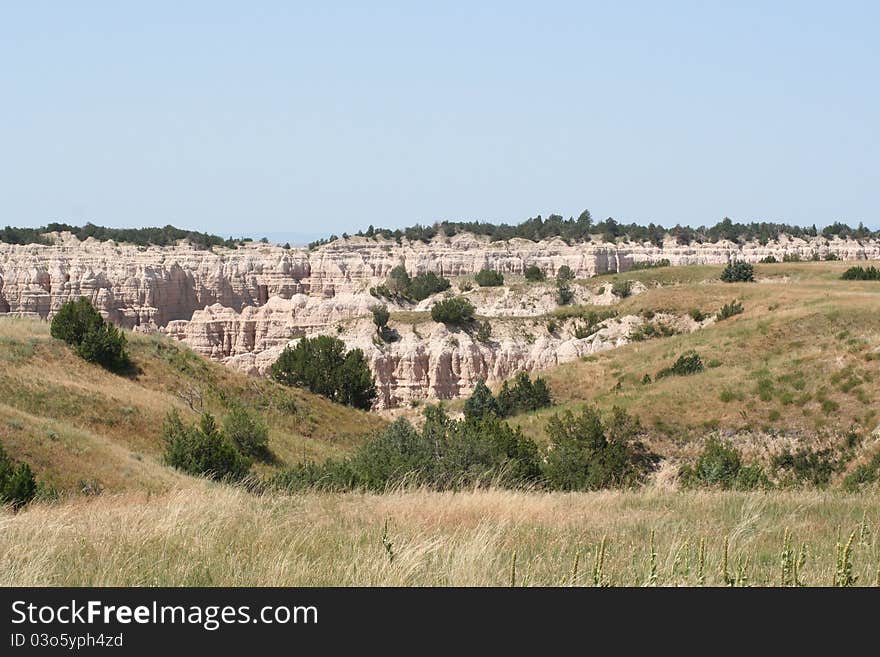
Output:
[1, 486, 877, 586]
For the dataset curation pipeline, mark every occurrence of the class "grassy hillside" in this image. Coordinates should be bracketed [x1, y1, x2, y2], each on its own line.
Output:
[1, 486, 876, 586]
[0, 318, 385, 494]
[507, 261, 880, 472]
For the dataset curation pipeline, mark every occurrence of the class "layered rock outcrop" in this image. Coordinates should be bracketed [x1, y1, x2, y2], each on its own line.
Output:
[2, 230, 877, 406]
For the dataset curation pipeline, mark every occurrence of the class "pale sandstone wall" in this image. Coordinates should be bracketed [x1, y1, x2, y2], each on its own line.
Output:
[2, 230, 877, 407]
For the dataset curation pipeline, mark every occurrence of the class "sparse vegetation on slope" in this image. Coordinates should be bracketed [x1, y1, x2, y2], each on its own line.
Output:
[507, 261, 880, 490]
[0, 317, 384, 494]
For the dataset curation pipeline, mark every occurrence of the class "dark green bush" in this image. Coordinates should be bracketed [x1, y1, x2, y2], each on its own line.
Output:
[630, 258, 670, 270]
[475, 320, 492, 342]
[679, 438, 768, 490]
[716, 300, 744, 320]
[475, 268, 505, 287]
[843, 450, 880, 491]
[524, 265, 546, 282]
[271, 336, 376, 410]
[0, 443, 37, 510]
[841, 266, 880, 281]
[371, 304, 389, 333]
[542, 406, 659, 490]
[162, 411, 252, 481]
[223, 406, 271, 461]
[407, 272, 452, 300]
[656, 352, 704, 379]
[611, 280, 633, 298]
[720, 261, 755, 282]
[274, 407, 542, 491]
[386, 265, 411, 296]
[431, 297, 475, 325]
[771, 446, 838, 488]
[76, 322, 130, 371]
[759, 255, 778, 263]
[496, 372, 553, 416]
[50, 297, 103, 346]
[50, 298, 131, 372]
[556, 280, 574, 305]
[689, 308, 707, 322]
[463, 380, 501, 421]
[556, 265, 575, 282]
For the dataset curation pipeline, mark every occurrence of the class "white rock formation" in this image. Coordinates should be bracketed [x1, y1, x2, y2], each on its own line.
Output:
[1, 230, 875, 406]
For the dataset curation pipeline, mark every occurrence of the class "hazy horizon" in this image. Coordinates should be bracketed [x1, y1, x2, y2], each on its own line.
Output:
[3, 3, 877, 235]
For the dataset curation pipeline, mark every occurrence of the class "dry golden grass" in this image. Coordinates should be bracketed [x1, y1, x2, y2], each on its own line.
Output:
[506, 262, 880, 474]
[0, 318, 385, 493]
[1, 486, 877, 586]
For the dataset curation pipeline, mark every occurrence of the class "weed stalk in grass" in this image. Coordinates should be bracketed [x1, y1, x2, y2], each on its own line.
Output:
[647, 529, 658, 586]
[570, 550, 580, 587]
[834, 530, 857, 587]
[593, 536, 607, 587]
[697, 537, 706, 586]
[381, 518, 395, 564]
[510, 550, 517, 587]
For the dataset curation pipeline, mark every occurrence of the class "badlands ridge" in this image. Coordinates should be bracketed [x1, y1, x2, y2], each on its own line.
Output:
[2, 231, 878, 407]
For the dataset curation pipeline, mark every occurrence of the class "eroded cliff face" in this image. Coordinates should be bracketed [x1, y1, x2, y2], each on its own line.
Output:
[1, 231, 877, 407]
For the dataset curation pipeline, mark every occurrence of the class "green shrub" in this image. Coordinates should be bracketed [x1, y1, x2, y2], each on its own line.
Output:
[274, 407, 542, 491]
[630, 259, 670, 270]
[76, 322, 130, 371]
[720, 261, 755, 283]
[656, 352, 704, 379]
[825, 252, 839, 261]
[524, 265, 545, 282]
[843, 450, 880, 491]
[431, 297, 475, 325]
[407, 272, 452, 300]
[783, 252, 802, 262]
[386, 265, 411, 296]
[162, 411, 252, 481]
[377, 268, 451, 301]
[689, 308, 707, 322]
[611, 279, 633, 298]
[630, 321, 675, 342]
[463, 380, 501, 421]
[475, 320, 492, 342]
[475, 268, 504, 287]
[371, 304, 389, 333]
[496, 372, 552, 417]
[556, 265, 575, 282]
[771, 447, 838, 488]
[679, 438, 767, 490]
[841, 266, 880, 281]
[760, 255, 778, 263]
[271, 335, 376, 410]
[556, 280, 574, 305]
[0, 443, 37, 510]
[223, 406, 270, 461]
[50, 297, 104, 346]
[716, 300, 744, 320]
[542, 406, 659, 490]
[50, 298, 130, 372]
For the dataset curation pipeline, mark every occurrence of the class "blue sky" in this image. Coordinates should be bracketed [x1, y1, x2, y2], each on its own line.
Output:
[1, 2, 877, 240]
